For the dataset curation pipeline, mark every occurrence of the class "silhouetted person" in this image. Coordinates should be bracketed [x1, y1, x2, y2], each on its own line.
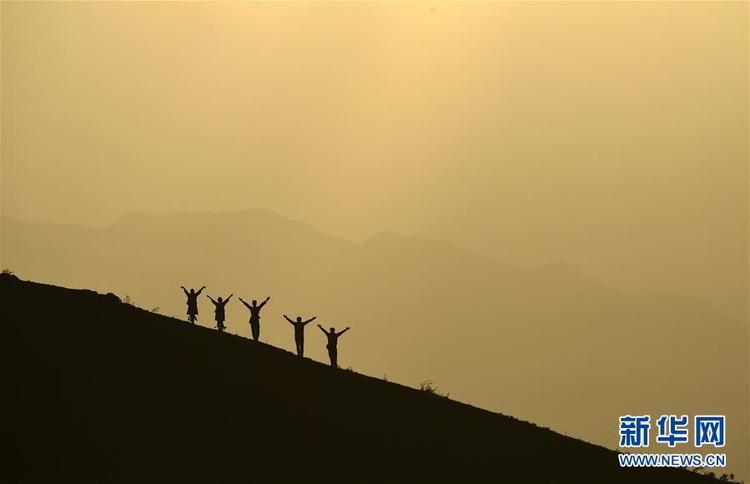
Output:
[207, 294, 232, 332]
[181, 285, 205, 324]
[239, 296, 270, 341]
[283, 314, 316, 357]
[317, 324, 350, 368]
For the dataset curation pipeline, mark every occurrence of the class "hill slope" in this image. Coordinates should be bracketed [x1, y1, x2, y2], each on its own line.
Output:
[1, 274, 718, 483]
[2, 211, 747, 477]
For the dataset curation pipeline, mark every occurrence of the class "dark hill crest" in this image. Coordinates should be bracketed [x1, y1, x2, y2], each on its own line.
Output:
[1, 273, 722, 483]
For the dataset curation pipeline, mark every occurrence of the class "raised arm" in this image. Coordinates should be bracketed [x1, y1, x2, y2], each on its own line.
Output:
[181, 287, 189, 296]
[196, 286, 206, 295]
[317, 324, 327, 334]
[283, 314, 294, 324]
[258, 296, 270, 309]
[206, 295, 217, 305]
[336, 327, 351, 337]
[239, 297, 252, 310]
[303, 316, 317, 325]
[224, 294, 233, 303]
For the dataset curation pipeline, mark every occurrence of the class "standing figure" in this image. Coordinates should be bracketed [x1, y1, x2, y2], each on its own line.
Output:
[207, 294, 233, 332]
[317, 324, 350, 368]
[283, 314, 316, 357]
[181, 286, 205, 324]
[239, 296, 270, 341]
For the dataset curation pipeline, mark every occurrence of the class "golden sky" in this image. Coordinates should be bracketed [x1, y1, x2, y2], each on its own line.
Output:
[1, 1, 748, 478]
[2, 2, 747, 322]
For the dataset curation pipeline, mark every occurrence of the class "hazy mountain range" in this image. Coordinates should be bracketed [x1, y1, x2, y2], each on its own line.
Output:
[1, 210, 746, 477]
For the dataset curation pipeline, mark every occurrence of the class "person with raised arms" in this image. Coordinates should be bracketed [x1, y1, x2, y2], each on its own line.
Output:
[283, 314, 316, 357]
[317, 324, 350, 368]
[180, 285, 205, 324]
[239, 296, 270, 341]
[207, 294, 232, 332]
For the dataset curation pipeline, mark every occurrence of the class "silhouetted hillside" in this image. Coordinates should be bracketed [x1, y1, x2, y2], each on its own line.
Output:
[1, 212, 747, 479]
[1, 274, 721, 483]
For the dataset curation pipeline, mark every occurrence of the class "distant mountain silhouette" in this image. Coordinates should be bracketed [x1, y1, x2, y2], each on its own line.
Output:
[1, 211, 747, 478]
[1, 273, 723, 483]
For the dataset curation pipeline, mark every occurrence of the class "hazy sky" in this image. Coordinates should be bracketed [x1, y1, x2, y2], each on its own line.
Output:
[2, 2, 748, 478]
[2, 1, 747, 318]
